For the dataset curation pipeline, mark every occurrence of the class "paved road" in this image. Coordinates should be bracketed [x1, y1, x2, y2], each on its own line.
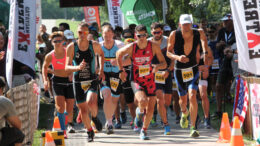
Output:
[63, 109, 229, 146]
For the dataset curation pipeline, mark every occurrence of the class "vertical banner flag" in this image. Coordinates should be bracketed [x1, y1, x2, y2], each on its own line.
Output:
[107, 0, 123, 28]
[36, 0, 42, 34]
[249, 83, 260, 140]
[230, 0, 260, 75]
[6, 0, 36, 87]
[231, 76, 249, 127]
[83, 6, 101, 28]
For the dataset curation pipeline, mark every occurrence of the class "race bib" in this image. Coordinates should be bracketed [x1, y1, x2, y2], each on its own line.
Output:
[139, 65, 150, 77]
[81, 81, 92, 93]
[182, 68, 194, 82]
[155, 71, 165, 84]
[110, 77, 120, 92]
[212, 59, 219, 70]
[172, 79, 177, 90]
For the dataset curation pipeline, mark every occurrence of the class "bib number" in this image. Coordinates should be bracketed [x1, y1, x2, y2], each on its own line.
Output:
[182, 68, 194, 82]
[110, 77, 120, 92]
[212, 59, 219, 69]
[172, 79, 177, 90]
[81, 81, 92, 93]
[155, 71, 165, 84]
[139, 65, 150, 77]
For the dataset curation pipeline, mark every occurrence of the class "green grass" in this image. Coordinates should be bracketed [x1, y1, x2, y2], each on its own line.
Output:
[56, 19, 82, 38]
[32, 99, 54, 145]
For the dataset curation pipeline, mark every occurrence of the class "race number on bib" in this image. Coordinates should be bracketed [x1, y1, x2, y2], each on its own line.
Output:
[181, 68, 194, 82]
[212, 59, 219, 70]
[110, 77, 120, 92]
[139, 65, 150, 77]
[81, 81, 92, 93]
[155, 71, 165, 84]
[172, 79, 177, 90]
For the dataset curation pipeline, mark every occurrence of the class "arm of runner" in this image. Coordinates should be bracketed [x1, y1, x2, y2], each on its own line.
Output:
[42, 53, 52, 91]
[65, 43, 86, 72]
[152, 42, 167, 73]
[116, 43, 133, 82]
[167, 31, 179, 61]
[199, 29, 210, 65]
[93, 41, 105, 81]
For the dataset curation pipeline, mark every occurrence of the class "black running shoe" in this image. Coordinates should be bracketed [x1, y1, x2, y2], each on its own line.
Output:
[87, 130, 94, 142]
[92, 117, 103, 132]
[120, 111, 127, 124]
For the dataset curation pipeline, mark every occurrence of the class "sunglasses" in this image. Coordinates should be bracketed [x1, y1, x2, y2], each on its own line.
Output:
[53, 40, 63, 44]
[153, 31, 162, 35]
[136, 34, 147, 38]
[78, 31, 89, 35]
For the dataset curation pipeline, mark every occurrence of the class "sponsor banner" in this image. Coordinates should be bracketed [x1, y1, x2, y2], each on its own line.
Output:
[83, 6, 100, 28]
[6, 0, 36, 87]
[230, 0, 260, 75]
[107, 0, 123, 28]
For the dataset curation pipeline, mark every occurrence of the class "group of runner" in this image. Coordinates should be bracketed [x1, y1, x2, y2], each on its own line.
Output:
[42, 14, 215, 142]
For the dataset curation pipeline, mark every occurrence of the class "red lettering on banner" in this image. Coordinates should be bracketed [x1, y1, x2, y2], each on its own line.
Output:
[18, 32, 30, 44]
[7, 38, 12, 50]
[112, 0, 119, 6]
[247, 33, 260, 48]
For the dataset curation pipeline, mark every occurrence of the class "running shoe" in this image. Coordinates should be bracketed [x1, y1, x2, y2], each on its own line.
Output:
[190, 126, 200, 137]
[87, 130, 95, 142]
[164, 125, 171, 135]
[64, 130, 67, 139]
[114, 120, 122, 129]
[130, 121, 134, 129]
[105, 123, 114, 134]
[67, 123, 76, 133]
[140, 129, 149, 140]
[92, 117, 102, 132]
[120, 111, 127, 124]
[134, 108, 144, 129]
[204, 118, 211, 129]
[175, 115, 181, 124]
[91, 121, 98, 133]
[150, 119, 158, 127]
[180, 112, 189, 129]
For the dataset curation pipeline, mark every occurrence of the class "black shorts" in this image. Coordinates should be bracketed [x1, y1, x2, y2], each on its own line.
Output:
[73, 79, 98, 104]
[131, 81, 156, 97]
[0, 127, 25, 146]
[155, 72, 173, 94]
[101, 72, 122, 97]
[122, 69, 134, 104]
[52, 76, 74, 99]
[174, 66, 199, 96]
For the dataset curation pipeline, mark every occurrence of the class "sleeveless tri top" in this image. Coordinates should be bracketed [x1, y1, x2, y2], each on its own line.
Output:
[131, 41, 154, 83]
[51, 49, 66, 70]
[174, 29, 200, 69]
[73, 41, 96, 81]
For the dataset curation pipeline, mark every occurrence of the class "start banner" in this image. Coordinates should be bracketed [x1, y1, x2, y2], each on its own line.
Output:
[230, 0, 260, 75]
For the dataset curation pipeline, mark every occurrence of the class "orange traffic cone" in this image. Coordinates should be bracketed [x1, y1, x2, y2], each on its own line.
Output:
[230, 116, 244, 146]
[217, 112, 231, 143]
[45, 131, 56, 146]
[52, 117, 61, 131]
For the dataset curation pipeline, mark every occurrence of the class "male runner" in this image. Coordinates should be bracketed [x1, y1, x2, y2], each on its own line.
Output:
[116, 24, 166, 140]
[167, 14, 210, 137]
[148, 22, 174, 135]
[65, 22, 104, 142]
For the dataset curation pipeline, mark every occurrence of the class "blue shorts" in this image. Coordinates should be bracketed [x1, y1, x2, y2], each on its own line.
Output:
[174, 66, 199, 96]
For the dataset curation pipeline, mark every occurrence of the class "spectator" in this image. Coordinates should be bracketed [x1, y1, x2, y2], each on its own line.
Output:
[59, 23, 70, 31]
[0, 32, 6, 78]
[52, 26, 59, 33]
[114, 26, 123, 40]
[163, 25, 171, 37]
[212, 14, 236, 119]
[0, 76, 25, 146]
[122, 29, 134, 39]
[64, 30, 75, 46]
